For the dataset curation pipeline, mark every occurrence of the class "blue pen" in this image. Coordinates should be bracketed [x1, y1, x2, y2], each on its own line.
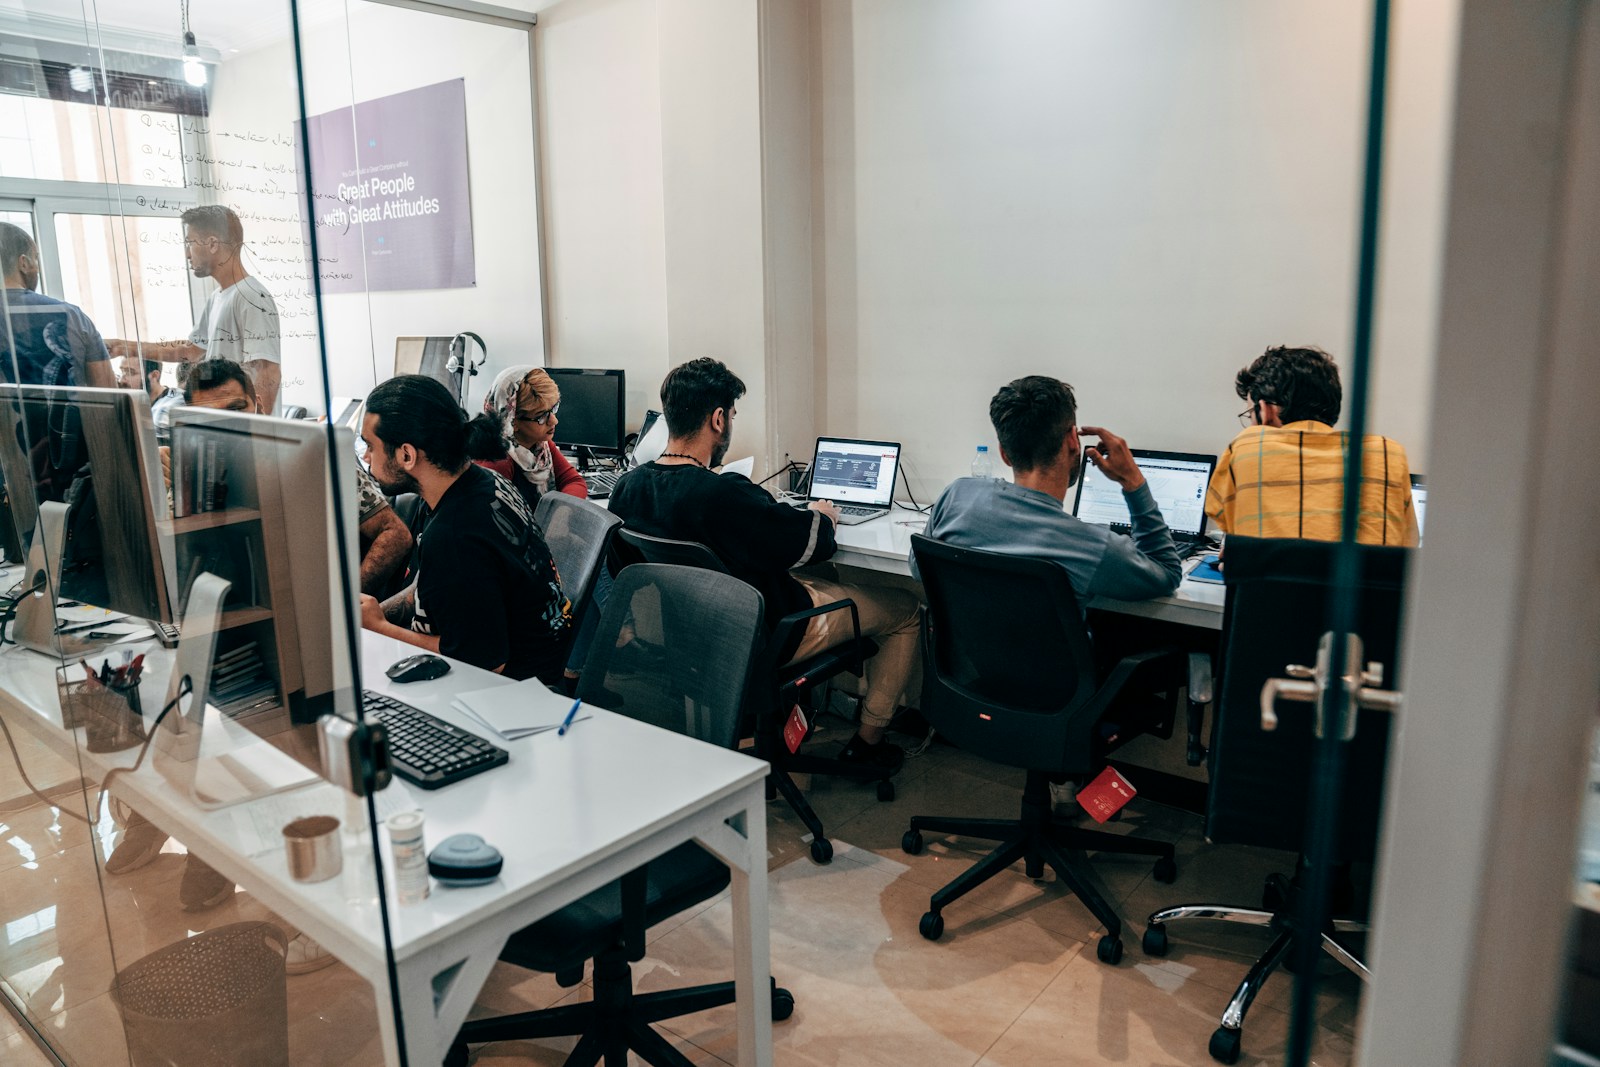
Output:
[557, 696, 582, 737]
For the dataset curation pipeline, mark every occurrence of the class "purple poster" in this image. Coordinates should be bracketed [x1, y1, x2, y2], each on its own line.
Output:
[304, 79, 475, 293]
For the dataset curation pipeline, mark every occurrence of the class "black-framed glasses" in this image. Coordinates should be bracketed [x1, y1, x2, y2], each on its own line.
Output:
[1237, 403, 1258, 428]
[516, 402, 559, 426]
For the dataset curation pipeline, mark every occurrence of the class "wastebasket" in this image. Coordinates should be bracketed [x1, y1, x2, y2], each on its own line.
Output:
[111, 921, 290, 1067]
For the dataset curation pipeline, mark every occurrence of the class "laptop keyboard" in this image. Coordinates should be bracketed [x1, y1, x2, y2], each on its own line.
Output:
[837, 505, 881, 519]
[362, 690, 508, 790]
[586, 469, 623, 496]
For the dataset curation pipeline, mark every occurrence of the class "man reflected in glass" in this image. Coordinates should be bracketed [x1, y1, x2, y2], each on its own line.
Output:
[0, 221, 115, 388]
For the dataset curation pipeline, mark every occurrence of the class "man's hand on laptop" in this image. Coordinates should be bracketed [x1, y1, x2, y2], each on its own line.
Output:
[1081, 426, 1146, 491]
[808, 499, 841, 525]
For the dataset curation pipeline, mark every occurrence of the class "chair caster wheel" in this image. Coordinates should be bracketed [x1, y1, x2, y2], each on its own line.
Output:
[1096, 935, 1124, 964]
[901, 829, 923, 855]
[919, 911, 944, 941]
[810, 837, 834, 864]
[1142, 925, 1169, 957]
[555, 964, 584, 988]
[877, 779, 895, 802]
[772, 986, 795, 1022]
[1209, 1026, 1242, 1064]
[443, 1042, 469, 1067]
[1153, 855, 1177, 883]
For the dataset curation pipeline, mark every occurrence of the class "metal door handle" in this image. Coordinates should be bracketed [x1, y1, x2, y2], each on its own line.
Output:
[1260, 632, 1402, 739]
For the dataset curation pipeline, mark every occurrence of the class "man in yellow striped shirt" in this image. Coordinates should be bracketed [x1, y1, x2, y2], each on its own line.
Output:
[1206, 346, 1419, 547]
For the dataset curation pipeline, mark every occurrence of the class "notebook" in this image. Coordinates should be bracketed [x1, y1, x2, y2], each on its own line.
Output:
[451, 679, 591, 741]
[1071, 448, 1217, 550]
[806, 437, 901, 525]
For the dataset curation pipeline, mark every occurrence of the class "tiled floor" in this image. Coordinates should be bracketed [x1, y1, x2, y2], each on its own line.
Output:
[0, 713, 1363, 1066]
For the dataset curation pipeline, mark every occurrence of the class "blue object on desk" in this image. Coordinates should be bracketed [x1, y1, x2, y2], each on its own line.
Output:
[1189, 555, 1226, 585]
[557, 696, 582, 737]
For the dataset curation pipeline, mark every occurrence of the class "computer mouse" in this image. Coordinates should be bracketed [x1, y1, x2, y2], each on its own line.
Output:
[386, 654, 452, 683]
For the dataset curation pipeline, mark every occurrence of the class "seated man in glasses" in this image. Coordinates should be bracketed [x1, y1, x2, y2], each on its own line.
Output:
[1208, 346, 1419, 546]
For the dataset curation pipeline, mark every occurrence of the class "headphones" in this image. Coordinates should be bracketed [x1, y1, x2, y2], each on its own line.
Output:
[446, 331, 487, 377]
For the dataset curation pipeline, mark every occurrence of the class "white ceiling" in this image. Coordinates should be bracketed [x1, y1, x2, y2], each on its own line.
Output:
[23, 0, 547, 56]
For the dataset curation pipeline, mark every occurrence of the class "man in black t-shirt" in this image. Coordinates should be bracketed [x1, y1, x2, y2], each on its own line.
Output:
[358, 374, 572, 684]
[609, 358, 919, 770]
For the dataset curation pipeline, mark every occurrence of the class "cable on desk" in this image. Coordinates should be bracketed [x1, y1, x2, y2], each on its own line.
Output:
[95, 678, 190, 816]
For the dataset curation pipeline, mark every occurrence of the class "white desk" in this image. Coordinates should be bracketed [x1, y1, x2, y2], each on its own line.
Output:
[0, 623, 774, 1067]
[834, 504, 1227, 630]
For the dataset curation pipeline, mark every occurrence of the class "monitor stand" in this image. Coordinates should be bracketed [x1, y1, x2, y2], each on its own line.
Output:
[12, 501, 116, 658]
[152, 572, 317, 811]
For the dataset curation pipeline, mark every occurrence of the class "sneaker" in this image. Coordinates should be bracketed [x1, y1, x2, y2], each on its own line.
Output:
[179, 854, 234, 911]
[1048, 778, 1079, 816]
[838, 734, 905, 774]
[105, 819, 168, 875]
[285, 933, 336, 976]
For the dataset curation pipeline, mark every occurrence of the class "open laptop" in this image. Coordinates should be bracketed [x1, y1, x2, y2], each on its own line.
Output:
[806, 437, 901, 525]
[1071, 448, 1217, 552]
[1411, 474, 1427, 544]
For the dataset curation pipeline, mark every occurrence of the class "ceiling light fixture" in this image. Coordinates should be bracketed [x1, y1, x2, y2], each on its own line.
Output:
[181, 1, 206, 88]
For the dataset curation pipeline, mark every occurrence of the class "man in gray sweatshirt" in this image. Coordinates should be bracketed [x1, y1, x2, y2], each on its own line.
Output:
[920, 375, 1181, 603]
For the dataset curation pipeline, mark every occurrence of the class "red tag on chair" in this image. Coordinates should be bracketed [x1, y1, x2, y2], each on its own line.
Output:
[1076, 766, 1137, 823]
[783, 705, 808, 754]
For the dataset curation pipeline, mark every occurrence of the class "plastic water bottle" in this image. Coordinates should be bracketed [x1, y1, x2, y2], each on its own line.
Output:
[971, 445, 994, 480]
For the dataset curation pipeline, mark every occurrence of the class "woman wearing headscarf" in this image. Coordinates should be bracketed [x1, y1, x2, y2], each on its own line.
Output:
[466, 365, 604, 693]
[466, 365, 588, 511]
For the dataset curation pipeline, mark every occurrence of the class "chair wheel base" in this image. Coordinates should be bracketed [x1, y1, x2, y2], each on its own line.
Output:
[901, 829, 923, 855]
[919, 911, 944, 940]
[1142, 925, 1169, 956]
[810, 837, 834, 864]
[1096, 935, 1124, 964]
[1153, 855, 1178, 883]
[877, 779, 896, 802]
[1209, 1025, 1242, 1064]
[773, 986, 796, 1022]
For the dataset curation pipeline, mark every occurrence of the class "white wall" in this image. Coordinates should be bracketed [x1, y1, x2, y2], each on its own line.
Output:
[537, 0, 670, 427]
[812, 0, 1457, 498]
[207, 0, 543, 413]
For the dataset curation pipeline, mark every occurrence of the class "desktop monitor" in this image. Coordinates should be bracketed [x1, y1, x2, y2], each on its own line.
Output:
[0, 384, 176, 622]
[1411, 474, 1426, 543]
[548, 368, 626, 459]
[169, 407, 362, 727]
[1071, 448, 1216, 545]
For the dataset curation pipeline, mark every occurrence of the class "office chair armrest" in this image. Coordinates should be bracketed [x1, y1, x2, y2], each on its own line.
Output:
[1078, 646, 1187, 723]
[770, 597, 863, 660]
[621, 865, 648, 962]
[1187, 652, 1214, 705]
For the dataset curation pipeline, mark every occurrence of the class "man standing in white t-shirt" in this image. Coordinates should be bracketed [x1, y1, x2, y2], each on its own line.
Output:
[107, 205, 282, 415]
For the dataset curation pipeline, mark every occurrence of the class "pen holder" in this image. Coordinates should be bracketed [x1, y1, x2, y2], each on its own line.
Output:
[57, 668, 148, 754]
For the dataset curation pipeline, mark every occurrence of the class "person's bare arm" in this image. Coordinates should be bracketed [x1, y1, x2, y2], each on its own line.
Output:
[106, 338, 207, 363]
[357, 508, 412, 595]
[359, 593, 440, 653]
[84, 360, 115, 388]
[246, 360, 281, 416]
[381, 583, 415, 627]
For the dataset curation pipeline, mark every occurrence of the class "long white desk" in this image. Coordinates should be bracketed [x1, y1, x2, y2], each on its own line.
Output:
[834, 504, 1226, 630]
[0, 620, 774, 1067]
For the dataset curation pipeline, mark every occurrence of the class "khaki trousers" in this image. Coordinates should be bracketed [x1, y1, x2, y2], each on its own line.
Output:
[787, 576, 921, 730]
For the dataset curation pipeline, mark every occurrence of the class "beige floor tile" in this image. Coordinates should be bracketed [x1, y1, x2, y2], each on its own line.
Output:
[637, 854, 1084, 1067]
[976, 951, 1356, 1067]
[0, 845, 117, 1021]
[30, 990, 129, 1067]
[1, 1003, 57, 1067]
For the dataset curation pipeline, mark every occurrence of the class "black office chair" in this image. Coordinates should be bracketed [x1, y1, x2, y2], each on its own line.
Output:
[534, 493, 622, 624]
[446, 564, 793, 1067]
[1141, 536, 1408, 1064]
[901, 534, 1183, 963]
[615, 527, 894, 865]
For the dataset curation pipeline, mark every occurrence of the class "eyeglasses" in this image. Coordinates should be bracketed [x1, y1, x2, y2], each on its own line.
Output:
[516, 403, 559, 426]
[1237, 404, 1258, 428]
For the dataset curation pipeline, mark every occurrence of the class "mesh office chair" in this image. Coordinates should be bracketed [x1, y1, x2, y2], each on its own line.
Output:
[902, 535, 1183, 963]
[534, 492, 622, 624]
[615, 527, 894, 864]
[446, 564, 793, 1067]
[1141, 536, 1408, 1064]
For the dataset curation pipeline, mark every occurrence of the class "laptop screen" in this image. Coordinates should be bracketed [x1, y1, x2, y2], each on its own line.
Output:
[809, 438, 901, 508]
[1072, 449, 1216, 539]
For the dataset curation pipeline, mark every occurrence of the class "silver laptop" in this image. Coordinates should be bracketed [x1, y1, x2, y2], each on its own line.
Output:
[1071, 448, 1217, 550]
[806, 437, 901, 525]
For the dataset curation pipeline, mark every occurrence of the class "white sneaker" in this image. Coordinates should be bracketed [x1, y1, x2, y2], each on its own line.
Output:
[1048, 779, 1079, 815]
